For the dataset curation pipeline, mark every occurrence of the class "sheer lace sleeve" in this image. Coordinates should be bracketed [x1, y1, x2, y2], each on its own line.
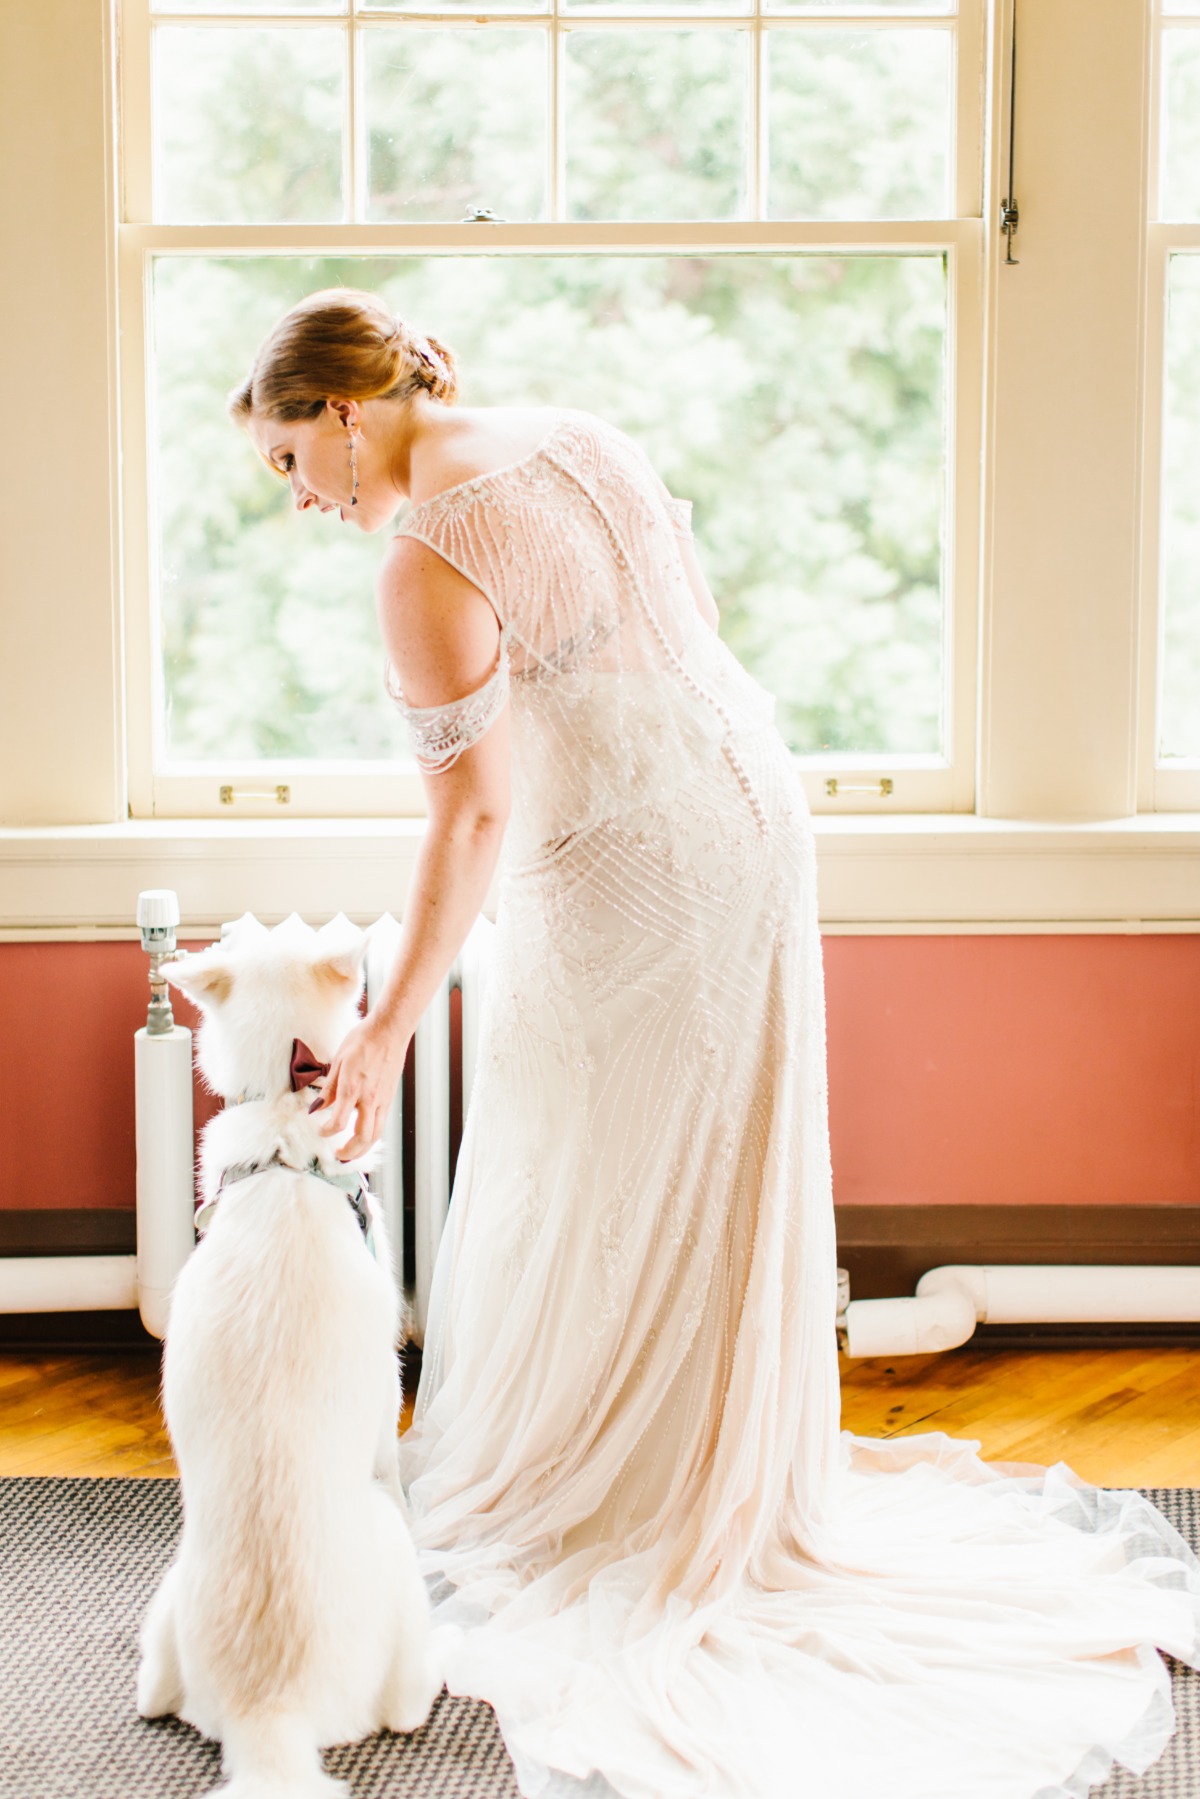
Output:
[384, 635, 509, 772]
[665, 496, 693, 539]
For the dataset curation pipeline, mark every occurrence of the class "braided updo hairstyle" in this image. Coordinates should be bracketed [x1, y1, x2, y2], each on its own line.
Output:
[228, 287, 458, 426]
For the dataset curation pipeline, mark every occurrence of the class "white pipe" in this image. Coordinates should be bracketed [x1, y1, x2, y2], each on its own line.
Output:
[0, 1254, 138, 1312]
[134, 1023, 195, 1340]
[843, 1264, 1200, 1358]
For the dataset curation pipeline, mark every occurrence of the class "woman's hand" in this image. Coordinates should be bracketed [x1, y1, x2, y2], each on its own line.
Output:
[311, 1009, 411, 1162]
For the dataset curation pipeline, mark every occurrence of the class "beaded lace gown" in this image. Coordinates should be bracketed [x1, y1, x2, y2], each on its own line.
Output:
[389, 407, 1200, 1799]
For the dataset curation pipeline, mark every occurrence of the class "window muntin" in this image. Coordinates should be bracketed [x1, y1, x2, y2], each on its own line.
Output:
[147, 9, 959, 228]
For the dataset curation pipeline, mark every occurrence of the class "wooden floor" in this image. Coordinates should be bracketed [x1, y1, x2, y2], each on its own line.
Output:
[2, 1344, 1200, 1485]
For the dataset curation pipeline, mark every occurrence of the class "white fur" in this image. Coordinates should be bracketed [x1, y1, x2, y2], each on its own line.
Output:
[137, 915, 442, 1799]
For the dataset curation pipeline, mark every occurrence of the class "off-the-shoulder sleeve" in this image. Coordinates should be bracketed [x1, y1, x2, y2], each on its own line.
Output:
[384, 635, 509, 772]
[665, 496, 694, 539]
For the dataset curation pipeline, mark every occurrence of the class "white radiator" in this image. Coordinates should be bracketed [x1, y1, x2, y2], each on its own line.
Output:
[365, 911, 494, 1344]
[127, 903, 495, 1342]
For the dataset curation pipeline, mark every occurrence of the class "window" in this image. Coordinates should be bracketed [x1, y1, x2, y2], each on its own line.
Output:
[1145, 0, 1200, 808]
[119, 0, 986, 819]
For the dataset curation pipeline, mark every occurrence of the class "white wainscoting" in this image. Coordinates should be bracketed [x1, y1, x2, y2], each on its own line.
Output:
[3, 815, 1200, 939]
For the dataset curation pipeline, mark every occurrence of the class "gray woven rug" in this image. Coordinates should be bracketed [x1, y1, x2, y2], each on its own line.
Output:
[0, 1478, 1197, 1799]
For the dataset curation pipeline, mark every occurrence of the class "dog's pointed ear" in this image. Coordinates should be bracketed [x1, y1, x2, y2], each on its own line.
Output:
[311, 926, 367, 993]
[312, 949, 366, 992]
[161, 953, 234, 1009]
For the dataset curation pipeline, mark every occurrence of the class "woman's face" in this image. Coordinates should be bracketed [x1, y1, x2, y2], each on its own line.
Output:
[247, 400, 397, 535]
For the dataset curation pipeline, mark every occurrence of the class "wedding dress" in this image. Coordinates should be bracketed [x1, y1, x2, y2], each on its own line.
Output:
[389, 407, 1200, 1799]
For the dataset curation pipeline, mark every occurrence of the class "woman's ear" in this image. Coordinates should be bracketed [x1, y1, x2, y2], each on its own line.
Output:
[326, 397, 359, 431]
[161, 953, 234, 1009]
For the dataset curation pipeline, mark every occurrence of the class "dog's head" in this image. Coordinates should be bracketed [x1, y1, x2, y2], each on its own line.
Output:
[161, 912, 367, 1102]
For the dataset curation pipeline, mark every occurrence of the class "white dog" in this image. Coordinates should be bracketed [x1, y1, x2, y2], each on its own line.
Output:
[136, 912, 442, 1799]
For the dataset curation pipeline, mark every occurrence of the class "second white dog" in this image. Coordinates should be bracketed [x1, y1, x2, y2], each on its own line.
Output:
[137, 912, 442, 1799]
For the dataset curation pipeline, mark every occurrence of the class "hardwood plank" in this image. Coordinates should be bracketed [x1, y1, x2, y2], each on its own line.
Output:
[5, 1346, 1200, 1487]
[838, 1347, 1200, 1486]
[0, 1350, 416, 1478]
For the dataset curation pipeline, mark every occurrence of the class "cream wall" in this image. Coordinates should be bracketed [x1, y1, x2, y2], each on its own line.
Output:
[3, 0, 1200, 933]
[981, 0, 1149, 820]
[0, 0, 122, 828]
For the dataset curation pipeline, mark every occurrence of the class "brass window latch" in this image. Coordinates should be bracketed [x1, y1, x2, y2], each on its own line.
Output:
[824, 778, 894, 799]
[219, 785, 291, 806]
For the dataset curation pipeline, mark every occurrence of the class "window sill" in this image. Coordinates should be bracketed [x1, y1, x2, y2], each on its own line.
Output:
[1, 813, 1199, 938]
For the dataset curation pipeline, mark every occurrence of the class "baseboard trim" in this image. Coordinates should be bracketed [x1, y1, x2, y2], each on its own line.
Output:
[0, 1309, 157, 1353]
[2, 1204, 1199, 1353]
[835, 1202, 1200, 1350]
[0, 1210, 136, 1258]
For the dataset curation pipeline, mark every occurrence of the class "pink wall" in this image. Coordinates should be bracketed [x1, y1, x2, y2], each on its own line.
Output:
[0, 941, 220, 1214]
[3, 934, 1199, 1213]
[822, 935, 1200, 1206]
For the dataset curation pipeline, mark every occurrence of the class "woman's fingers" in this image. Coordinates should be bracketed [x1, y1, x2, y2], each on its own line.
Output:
[334, 1097, 383, 1162]
[318, 1076, 381, 1157]
[337, 1105, 377, 1163]
[306, 1015, 408, 1159]
[317, 1093, 357, 1138]
[315, 1065, 359, 1138]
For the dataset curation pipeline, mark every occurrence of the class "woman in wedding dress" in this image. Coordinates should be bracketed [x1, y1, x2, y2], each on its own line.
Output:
[233, 288, 1200, 1799]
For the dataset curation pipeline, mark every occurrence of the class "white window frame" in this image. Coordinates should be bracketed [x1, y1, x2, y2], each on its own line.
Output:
[117, 0, 987, 820]
[1138, 0, 1200, 812]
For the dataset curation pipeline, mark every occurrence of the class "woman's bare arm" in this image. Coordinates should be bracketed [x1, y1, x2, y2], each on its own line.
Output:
[314, 536, 510, 1159]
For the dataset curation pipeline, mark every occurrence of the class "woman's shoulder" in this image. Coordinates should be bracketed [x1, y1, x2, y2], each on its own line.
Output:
[402, 405, 638, 521]
[403, 405, 570, 511]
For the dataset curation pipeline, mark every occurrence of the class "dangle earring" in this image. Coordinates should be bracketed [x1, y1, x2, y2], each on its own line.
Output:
[347, 427, 359, 508]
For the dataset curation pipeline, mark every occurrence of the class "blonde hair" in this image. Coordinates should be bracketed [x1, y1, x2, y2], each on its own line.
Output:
[228, 287, 458, 427]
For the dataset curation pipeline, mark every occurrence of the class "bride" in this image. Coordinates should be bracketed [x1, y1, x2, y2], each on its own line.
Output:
[233, 287, 1200, 1799]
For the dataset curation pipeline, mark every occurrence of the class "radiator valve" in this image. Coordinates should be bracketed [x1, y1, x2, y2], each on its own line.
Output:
[137, 889, 185, 1035]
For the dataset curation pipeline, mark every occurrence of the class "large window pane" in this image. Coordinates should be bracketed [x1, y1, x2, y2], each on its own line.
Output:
[365, 28, 547, 223]
[565, 31, 749, 221]
[153, 27, 344, 223]
[768, 28, 951, 220]
[154, 253, 944, 763]
[153, 260, 397, 762]
[1159, 256, 1200, 759]
[1162, 33, 1200, 222]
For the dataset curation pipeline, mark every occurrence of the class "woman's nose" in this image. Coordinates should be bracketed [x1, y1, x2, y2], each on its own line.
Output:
[290, 474, 316, 512]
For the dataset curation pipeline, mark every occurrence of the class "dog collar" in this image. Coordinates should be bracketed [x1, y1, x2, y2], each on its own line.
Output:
[196, 1155, 376, 1259]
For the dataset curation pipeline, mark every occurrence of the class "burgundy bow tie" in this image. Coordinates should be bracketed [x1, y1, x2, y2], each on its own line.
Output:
[290, 1039, 330, 1095]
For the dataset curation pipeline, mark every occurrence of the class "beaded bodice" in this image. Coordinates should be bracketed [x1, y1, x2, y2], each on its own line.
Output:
[386, 408, 778, 863]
